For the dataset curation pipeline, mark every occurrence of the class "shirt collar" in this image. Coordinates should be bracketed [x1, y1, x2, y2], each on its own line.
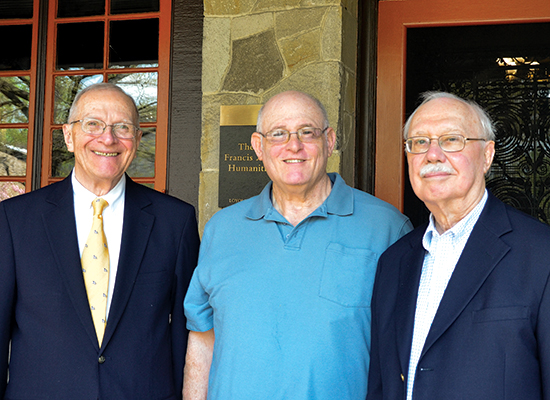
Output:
[423, 189, 488, 251]
[245, 173, 354, 221]
[71, 171, 126, 210]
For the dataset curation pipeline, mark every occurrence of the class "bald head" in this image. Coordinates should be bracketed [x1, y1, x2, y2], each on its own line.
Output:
[68, 82, 140, 126]
[256, 91, 329, 134]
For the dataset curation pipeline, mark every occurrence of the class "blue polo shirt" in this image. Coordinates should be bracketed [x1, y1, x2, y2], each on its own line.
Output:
[185, 173, 412, 399]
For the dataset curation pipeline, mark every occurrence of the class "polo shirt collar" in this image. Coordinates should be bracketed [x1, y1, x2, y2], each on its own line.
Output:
[245, 173, 353, 221]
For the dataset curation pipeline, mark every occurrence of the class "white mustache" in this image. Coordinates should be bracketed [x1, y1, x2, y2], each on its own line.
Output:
[420, 163, 456, 177]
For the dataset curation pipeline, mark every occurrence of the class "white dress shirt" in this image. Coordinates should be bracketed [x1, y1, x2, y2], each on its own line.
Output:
[72, 172, 126, 319]
[406, 190, 488, 400]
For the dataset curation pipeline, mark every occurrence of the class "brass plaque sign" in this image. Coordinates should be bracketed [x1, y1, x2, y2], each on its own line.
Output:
[219, 105, 270, 208]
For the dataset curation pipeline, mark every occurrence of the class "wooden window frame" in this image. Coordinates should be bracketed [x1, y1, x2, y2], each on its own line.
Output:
[0, 0, 41, 192]
[41, 0, 172, 191]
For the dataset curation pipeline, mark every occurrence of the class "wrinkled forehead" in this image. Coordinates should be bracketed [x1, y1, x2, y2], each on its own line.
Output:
[410, 98, 480, 136]
[74, 88, 139, 123]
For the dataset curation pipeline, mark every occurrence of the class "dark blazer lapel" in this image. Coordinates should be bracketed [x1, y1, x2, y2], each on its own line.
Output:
[395, 229, 426, 375]
[102, 178, 154, 348]
[42, 177, 100, 348]
[421, 193, 512, 356]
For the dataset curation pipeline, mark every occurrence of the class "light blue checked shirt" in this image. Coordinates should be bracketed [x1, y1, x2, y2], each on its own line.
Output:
[406, 190, 488, 400]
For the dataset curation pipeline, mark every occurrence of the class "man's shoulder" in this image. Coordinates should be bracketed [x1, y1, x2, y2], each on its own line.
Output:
[126, 179, 196, 214]
[0, 178, 69, 212]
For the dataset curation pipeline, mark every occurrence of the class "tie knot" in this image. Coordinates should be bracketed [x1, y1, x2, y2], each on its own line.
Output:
[92, 198, 109, 216]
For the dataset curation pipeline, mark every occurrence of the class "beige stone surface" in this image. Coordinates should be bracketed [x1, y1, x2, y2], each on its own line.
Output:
[321, 6, 341, 61]
[204, 0, 257, 16]
[275, 8, 326, 40]
[300, 0, 341, 5]
[232, 13, 273, 40]
[202, 17, 231, 93]
[252, 0, 302, 13]
[279, 29, 321, 72]
[198, 170, 221, 234]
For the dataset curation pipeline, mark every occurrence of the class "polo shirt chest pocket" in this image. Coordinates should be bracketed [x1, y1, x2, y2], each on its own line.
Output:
[319, 242, 378, 308]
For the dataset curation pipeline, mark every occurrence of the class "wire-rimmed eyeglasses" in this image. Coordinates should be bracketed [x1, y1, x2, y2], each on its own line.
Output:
[258, 127, 328, 144]
[70, 117, 140, 139]
[405, 134, 486, 154]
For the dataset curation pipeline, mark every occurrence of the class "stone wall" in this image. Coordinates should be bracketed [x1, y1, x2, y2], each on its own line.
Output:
[200, 0, 358, 231]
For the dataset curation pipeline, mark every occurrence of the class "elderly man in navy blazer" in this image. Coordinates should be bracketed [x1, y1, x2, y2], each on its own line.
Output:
[0, 83, 199, 399]
[367, 91, 550, 400]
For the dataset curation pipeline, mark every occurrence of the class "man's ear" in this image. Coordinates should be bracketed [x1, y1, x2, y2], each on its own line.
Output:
[251, 132, 264, 161]
[325, 127, 336, 157]
[63, 124, 75, 153]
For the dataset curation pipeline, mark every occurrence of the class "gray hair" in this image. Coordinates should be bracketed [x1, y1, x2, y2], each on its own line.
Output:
[256, 91, 330, 133]
[403, 91, 496, 141]
[67, 82, 140, 125]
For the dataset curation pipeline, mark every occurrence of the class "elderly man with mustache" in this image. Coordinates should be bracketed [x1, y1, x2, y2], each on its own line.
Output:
[367, 91, 550, 400]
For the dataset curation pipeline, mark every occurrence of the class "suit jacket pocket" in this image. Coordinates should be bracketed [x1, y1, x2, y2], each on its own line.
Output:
[318, 243, 378, 308]
[473, 306, 530, 323]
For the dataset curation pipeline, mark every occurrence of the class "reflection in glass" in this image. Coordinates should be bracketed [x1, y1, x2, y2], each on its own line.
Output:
[57, 0, 104, 18]
[0, 0, 33, 19]
[127, 127, 155, 177]
[0, 77, 30, 123]
[111, 0, 159, 15]
[57, 22, 104, 70]
[108, 73, 158, 122]
[51, 129, 74, 178]
[109, 19, 159, 69]
[0, 25, 32, 71]
[54, 75, 103, 124]
[0, 129, 28, 176]
[0, 182, 25, 201]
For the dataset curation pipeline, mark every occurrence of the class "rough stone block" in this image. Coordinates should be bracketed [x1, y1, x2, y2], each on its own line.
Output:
[275, 7, 326, 40]
[202, 17, 231, 93]
[204, 0, 257, 16]
[232, 12, 273, 40]
[279, 29, 321, 71]
[222, 30, 284, 94]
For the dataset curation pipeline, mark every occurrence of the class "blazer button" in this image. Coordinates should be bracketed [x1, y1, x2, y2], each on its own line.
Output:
[98, 355, 106, 364]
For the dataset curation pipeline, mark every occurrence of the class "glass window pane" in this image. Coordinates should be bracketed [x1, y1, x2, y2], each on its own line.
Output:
[0, 182, 25, 201]
[57, 22, 104, 70]
[57, 0, 104, 18]
[0, 76, 30, 123]
[109, 19, 159, 69]
[108, 72, 157, 122]
[111, 0, 159, 15]
[54, 75, 103, 124]
[0, 128, 28, 176]
[0, 25, 32, 71]
[127, 127, 155, 177]
[51, 129, 74, 178]
[0, 0, 33, 19]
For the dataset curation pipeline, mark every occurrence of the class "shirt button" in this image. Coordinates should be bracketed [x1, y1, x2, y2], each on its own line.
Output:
[98, 355, 106, 364]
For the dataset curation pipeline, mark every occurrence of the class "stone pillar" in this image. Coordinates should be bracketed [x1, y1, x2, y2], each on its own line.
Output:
[200, 0, 358, 231]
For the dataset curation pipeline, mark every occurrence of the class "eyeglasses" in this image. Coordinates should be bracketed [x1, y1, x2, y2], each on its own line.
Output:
[258, 127, 328, 144]
[70, 118, 140, 139]
[405, 134, 486, 154]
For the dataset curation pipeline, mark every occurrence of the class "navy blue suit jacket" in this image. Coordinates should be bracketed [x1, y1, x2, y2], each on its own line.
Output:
[368, 192, 550, 400]
[0, 175, 200, 400]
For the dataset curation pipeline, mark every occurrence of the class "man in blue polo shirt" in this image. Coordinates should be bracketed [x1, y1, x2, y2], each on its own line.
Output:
[183, 90, 412, 400]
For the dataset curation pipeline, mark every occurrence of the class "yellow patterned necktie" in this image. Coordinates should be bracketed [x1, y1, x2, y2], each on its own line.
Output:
[81, 198, 109, 346]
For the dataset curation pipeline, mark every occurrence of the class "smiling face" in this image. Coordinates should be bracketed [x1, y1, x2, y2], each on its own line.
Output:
[63, 87, 142, 195]
[251, 91, 336, 197]
[406, 97, 495, 215]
